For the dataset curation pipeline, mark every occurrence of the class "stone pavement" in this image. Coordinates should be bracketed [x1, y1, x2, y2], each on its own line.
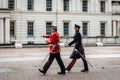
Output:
[0, 47, 120, 80]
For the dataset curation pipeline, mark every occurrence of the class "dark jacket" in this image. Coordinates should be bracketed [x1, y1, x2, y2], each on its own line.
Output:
[68, 31, 84, 59]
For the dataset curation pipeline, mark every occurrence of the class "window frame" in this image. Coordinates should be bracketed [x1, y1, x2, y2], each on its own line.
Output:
[8, 0, 15, 10]
[27, 22, 34, 37]
[82, 0, 88, 12]
[46, 22, 52, 35]
[100, 1, 106, 13]
[82, 22, 88, 36]
[27, 0, 34, 11]
[63, 22, 69, 36]
[63, 0, 69, 12]
[10, 21, 15, 37]
[100, 23, 106, 36]
[46, 0, 52, 11]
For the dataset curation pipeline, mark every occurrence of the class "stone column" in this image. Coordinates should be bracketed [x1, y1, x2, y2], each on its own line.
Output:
[113, 20, 117, 36]
[76, 0, 81, 12]
[69, 0, 72, 12]
[107, 0, 112, 13]
[88, 0, 91, 13]
[0, 18, 4, 44]
[117, 21, 120, 36]
[90, 0, 95, 13]
[2, 0, 8, 8]
[61, 0, 64, 12]
[5, 18, 10, 44]
[71, 0, 77, 12]
[53, 0, 57, 12]
[58, 0, 62, 12]
[16, 0, 21, 10]
[95, 0, 99, 13]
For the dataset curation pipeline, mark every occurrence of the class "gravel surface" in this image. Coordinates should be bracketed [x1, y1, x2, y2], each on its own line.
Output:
[0, 47, 120, 80]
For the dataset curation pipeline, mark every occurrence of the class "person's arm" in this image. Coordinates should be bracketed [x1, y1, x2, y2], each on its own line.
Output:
[68, 35, 76, 46]
[68, 40, 74, 46]
[74, 33, 81, 50]
[48, 34, 57, 44]
[43, 35, 51, 38]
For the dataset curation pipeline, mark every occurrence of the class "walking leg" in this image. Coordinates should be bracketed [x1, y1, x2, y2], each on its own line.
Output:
[81, 53, 89, 72]
[55, 53, 65, 74]
[39, 54, 54, 74]
[67, 59, 76, 71]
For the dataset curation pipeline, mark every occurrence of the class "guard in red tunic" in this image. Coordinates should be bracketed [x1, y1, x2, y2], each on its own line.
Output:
[66, 24, 89, 72]
[38, 26, 65, 75]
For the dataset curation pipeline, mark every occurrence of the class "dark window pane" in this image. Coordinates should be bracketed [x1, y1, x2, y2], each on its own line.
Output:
[27, 22, 34, 36]
[100, 1, 105, 13]
[100, 23, 105, 36]
[28, 0, 34, 10]
[10, 22, 15, 37]
[46, 22, 52, 35]
[8, 0, 15, 10]
[64, 0, 69, 11]
[82, 0, 88, 12]
[46, 0, 52, 11]
[64, 22, 69, 36]
[82, 23, 88, 36]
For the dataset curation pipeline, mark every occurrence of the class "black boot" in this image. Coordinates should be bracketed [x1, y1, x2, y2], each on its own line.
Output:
[81, 69, 89, 72]
[57, 72, 66, 75]
[38, 69, 46, 75]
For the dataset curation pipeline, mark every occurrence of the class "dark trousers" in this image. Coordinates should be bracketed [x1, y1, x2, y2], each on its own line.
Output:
[43, 52, 65, 73]
[67, 53, 88, 71]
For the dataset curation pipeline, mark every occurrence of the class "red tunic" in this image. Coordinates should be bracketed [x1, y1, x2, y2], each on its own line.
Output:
[44, 32, 61, 54]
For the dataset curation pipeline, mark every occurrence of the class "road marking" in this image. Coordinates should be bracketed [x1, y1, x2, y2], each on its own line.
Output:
[0, 54, 120, 62]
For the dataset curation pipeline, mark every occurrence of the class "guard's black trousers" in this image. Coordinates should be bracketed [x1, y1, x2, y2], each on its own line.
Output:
[43, 52, 65, 73]
[67, 53, 88, 71]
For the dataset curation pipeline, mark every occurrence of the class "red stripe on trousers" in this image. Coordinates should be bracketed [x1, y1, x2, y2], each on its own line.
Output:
[67, 59, 76, 71]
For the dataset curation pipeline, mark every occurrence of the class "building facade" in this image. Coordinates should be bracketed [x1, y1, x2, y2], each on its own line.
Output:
[0, 0, 120, 44]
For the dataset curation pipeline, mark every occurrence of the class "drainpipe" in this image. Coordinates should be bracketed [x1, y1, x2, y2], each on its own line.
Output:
[3, 17, 5, 44]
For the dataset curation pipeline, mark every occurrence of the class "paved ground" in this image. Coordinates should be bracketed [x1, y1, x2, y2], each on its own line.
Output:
[0, 47, 120, 80]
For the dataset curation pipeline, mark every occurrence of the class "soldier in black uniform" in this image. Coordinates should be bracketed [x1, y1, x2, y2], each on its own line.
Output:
[66, 24, 89, 72]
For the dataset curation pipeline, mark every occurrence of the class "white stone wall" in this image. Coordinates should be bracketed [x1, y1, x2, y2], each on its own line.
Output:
[9, 0, 116, 44]
[10, 12, 113, 44]
[0, 0, 120, 44]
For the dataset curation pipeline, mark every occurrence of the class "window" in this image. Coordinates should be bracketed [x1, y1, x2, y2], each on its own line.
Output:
[27, 22, 34, 36]
[100, 23, 105, 36]
[8, 0, 15, 10]
[82, 0, 88, 12]
[82, 22, 88, 36]
[64, 0, 69, 11]
[46, 0, 52, 11]
[112, 1, 120, 5]
[100, 1, 105, 13]
[63, 22, 69, 36]
[28, 0, 34, 10]
[10, 22, 15, 37]
[46, 22, 52, 35]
